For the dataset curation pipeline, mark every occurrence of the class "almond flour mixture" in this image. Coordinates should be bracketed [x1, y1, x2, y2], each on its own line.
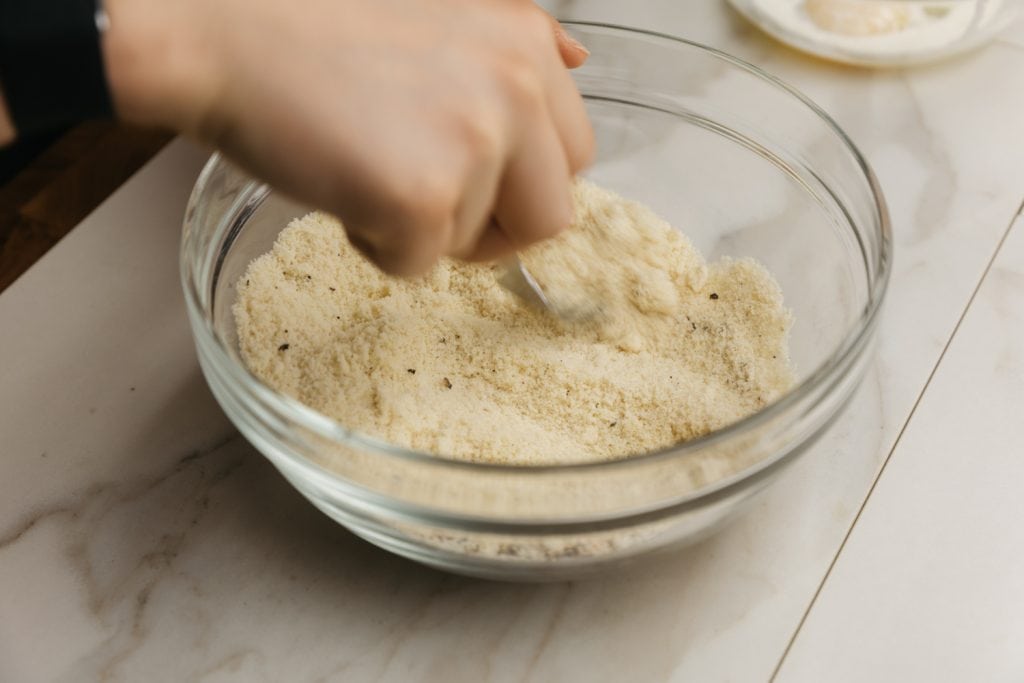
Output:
[233, 180, 794, 465]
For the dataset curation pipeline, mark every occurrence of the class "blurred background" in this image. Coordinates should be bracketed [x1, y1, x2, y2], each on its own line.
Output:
[0, 123, 170, 291]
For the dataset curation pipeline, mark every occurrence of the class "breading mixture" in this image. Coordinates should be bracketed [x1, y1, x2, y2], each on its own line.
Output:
[234, 180, 794, 465]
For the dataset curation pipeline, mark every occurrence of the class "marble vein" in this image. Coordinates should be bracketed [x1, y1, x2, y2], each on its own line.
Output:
[777, 216, 1024, 681]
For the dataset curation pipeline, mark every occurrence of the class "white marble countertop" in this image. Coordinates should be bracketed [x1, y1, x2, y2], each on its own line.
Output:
[2, 2, 1023, 681]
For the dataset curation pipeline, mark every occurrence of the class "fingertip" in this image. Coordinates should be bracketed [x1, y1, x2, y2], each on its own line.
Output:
[346, 229, 442, 278]
[347, 232, 378, 262]
[553, 180, 575, 234]
[383, 235, 449, 277]
[556, 31, 590, 69]
[374, 251, 438, 278]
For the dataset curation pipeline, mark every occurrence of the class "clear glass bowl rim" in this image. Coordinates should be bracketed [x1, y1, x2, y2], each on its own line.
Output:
[181, 21, 893, 479]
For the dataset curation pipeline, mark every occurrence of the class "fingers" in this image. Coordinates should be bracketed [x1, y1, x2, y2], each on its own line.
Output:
[342, 8, 594, 275]
[444, 18, 595, 264]
[541, 13, 595, 172]
[341, 170, 455, 277]
[346, 217, 450, 278]
[492, 104, 574, 253]
[448, 124, 505, 259]
[543, 60, 595, 174]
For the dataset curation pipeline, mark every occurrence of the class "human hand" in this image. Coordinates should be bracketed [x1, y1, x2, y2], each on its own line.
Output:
[102, 0, 595, 276]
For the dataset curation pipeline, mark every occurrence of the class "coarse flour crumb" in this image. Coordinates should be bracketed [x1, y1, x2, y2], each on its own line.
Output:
[234, 180, 795, 465]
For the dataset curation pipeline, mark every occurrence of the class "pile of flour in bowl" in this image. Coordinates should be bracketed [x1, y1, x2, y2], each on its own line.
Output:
[233, 179, 794, 465]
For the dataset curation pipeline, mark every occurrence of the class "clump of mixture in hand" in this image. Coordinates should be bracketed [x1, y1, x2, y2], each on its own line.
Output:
[233, 180, 794, 465]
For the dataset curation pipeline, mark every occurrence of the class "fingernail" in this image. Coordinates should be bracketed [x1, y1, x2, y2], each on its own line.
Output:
[567, 35, 590, 56]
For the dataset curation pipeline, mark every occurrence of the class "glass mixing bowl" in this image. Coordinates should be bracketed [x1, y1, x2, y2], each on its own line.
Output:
[728, 0, 1021, 67]
[181, 23, 891, 581]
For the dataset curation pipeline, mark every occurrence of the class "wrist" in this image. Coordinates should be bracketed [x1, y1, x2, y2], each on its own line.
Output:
[101, 0, 217, 132]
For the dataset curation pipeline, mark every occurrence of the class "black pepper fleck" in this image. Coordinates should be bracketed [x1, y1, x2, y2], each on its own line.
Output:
[245, 279, 250, 286]
[329, 287, 336, 292]
[306, 275, 312, 279]
[407, 369, 416, 374]
[278, 343, 290, 351]
[710, 293, 719, 300]
[443, 377, 452, 389]
[610, 421, 617, 427]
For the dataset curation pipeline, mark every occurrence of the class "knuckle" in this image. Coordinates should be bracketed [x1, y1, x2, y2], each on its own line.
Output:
[382, 169, 458, 230]
[498, 61, 545, 111]
[456, 111, 503, 160]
